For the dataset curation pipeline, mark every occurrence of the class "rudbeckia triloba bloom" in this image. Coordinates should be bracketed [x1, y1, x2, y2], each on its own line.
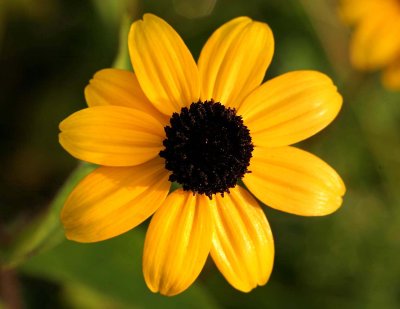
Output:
[59, 14, 345, 296]
[340, 0, 400, 90]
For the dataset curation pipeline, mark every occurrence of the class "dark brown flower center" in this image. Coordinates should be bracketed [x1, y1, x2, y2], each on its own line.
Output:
[159, 100, 253, 198]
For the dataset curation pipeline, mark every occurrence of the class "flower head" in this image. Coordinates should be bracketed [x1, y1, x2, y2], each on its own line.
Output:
[340, 0, 400, 90]
[59, 14, 345, 296]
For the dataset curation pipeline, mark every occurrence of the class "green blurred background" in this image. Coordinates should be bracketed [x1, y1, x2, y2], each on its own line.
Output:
[1, 0, 399, 308]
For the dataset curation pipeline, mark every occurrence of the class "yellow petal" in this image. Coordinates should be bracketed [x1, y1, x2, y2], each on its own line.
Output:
[339, 0, 386, 24]
[59, 106, 164, 166]
[350, 9, 400, 70]
[143, 189, 213, 296]
[129, 14, 200, 116]
[211, 186, 274, 292]
[61, 157, 170, 242]
[239, 71, 342, 148]
[244, 146, 345, 216]
[198, 17, 274, 109]
[382, 58, 400, 90]
[84, 68, 167, 124]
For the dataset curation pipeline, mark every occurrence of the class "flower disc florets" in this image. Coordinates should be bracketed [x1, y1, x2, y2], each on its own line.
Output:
[159, 100, 254, 198]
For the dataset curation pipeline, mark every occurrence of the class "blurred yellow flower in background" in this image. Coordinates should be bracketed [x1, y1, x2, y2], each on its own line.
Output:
[59, 14, 345, 296]
[340, 0, 400, 90]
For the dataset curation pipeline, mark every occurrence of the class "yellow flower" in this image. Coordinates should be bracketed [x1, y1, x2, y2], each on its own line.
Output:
[59, 14, 345, 296]
[340, 0, 400, 90]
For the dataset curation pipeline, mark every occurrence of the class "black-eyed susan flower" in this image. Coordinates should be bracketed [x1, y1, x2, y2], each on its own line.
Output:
[340, 0, 400, 90]
[59, 14, 345, 296]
